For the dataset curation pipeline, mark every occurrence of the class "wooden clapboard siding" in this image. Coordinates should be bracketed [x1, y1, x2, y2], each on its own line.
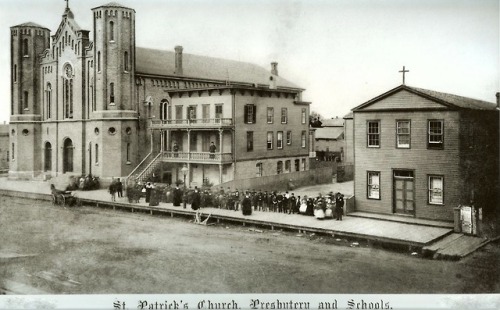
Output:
[362, 89, 447, 110]
[354, 109, 461, 221]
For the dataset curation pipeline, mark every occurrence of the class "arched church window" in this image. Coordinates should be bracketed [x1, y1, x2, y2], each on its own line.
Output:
[109, 82, 115, 104]
[109, 21, 114, 41]
[23, 39, 29, 56]
[97, 51, 101, 72]
[63, 64, 74, 119]
[46, 83, 52, 119]
[124, 51, 129, 71]
[44, 142, 52, 171]
[23, 91, 28, 110]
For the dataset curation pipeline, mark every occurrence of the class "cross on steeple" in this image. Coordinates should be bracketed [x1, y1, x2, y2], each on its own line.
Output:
[65, 0, 69, 9]
[399, 66, 409, 85]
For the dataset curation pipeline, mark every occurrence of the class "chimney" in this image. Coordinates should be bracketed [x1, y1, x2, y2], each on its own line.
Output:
[174, 45, 183, 75]
[271, 62, 278, 76]
[496, 92, 499, 109]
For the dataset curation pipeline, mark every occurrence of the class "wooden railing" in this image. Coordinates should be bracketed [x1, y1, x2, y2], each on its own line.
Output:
[134, 152, 163, 183]
[126, 151, 152, 185]
[161, 151, 233, 163]
[150, 118, 233, 128]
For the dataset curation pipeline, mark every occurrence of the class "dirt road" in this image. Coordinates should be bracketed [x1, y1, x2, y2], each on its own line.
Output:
[0, 196, 498, 294]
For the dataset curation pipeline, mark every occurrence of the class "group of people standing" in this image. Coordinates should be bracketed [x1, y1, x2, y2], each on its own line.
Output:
[198, 188, 345, 219]
[112, 179, 346, 220]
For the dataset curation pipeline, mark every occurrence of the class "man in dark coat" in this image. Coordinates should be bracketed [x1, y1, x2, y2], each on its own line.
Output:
[191, 187, 201, 210]
[173, 185, 181, 206]
[209, 142, 216, 159]
[336, 193, 345, 221]
[241, 193, 252, 215]
[289, 193, 297, 214]
[117, 178, 123, 198]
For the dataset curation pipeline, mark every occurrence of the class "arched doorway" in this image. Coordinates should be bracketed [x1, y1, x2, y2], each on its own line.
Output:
[63, 138, 74, 173]
[44, 142, 52, 171]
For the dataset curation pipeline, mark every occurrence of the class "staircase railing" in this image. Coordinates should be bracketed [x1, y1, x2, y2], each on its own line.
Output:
[134, 152, 163, 184]
[126, 151, 152, 186]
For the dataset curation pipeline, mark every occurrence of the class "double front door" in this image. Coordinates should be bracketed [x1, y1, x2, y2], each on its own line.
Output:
[393, 170, 414, 215]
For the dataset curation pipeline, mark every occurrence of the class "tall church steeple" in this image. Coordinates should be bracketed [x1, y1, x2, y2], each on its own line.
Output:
[92, 2, 136, 111]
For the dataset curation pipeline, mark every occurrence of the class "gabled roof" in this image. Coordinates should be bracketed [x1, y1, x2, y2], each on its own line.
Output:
[135, 47, 302, 90]
[314, 127, 344, 140]
[321, 118, 344, 127]
[353, 84, 496, 111]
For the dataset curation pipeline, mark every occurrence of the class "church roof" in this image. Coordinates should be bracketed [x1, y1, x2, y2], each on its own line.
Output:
[92, 2, 133, 10]
[12, 22, 49, 30]
[135, 47, 302, 90]
[406, 86, 496, 110]
[353, 84, 496, 111]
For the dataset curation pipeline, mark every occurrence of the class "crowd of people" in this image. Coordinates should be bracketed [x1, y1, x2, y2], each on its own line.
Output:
[120, 182, 346, 220]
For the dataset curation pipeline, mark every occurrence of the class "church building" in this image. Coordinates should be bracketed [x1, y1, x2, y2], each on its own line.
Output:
[9, 2, 311, 187]
[352, 84, 498, 222]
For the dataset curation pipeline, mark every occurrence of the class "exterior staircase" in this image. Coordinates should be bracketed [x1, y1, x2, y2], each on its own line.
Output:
[126, 152, 162, 185]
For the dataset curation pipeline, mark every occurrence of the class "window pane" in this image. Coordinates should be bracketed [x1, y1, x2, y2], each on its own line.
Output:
[429, 176, 443, 204]
[267, 107, 273, 123]
[267, 132, 273, 149]
[368, 172, 380, 199]
[367, 121, 380, 147]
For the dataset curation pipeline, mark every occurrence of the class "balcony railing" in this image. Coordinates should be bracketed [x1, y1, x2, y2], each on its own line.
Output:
[161, 151, 233, 163]
[151, 118, 233, 129]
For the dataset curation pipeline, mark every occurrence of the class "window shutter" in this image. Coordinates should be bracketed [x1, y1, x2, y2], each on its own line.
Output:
[244, 105, 249, 123]
[252, 105, 256, 124]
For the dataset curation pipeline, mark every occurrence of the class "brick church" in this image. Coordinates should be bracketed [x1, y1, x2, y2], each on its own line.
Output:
[9, 2, 311, 187]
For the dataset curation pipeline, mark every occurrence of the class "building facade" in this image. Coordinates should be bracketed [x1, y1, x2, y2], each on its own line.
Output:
[314, 117, 344, 162]
[0, 124, 9, 173]
[9, 2, 310, 186]
[352, 85, 498, 222]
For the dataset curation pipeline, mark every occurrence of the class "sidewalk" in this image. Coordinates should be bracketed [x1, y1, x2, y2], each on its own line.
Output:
[0, 177, 452, 249]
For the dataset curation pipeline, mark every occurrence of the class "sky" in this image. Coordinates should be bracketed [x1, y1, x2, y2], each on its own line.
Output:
[0, 0, 498, 124]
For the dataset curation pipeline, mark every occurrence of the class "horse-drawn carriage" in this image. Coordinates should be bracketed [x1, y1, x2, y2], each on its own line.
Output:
[50, 184, 80, 207]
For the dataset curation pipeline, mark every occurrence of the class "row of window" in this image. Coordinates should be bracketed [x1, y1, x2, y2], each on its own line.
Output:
[367, 171, 444, 205]
[255, 158, 307, 177]
[367, 120, 444, 149]
[245, 105, 308, 125]
[255, 131, 307, 151]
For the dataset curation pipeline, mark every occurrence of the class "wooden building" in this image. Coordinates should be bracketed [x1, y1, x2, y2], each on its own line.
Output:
[352, 85, 498, 222]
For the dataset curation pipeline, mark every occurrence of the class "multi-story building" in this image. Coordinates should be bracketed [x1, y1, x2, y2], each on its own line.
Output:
[8, 2, 310, 187]
[314, 117, 344, 162]
[352, 85, 498, 222]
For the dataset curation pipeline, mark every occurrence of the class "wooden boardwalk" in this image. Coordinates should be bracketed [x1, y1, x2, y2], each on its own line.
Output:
[71, 190, 452, 247]
[0, 178, 453, 248]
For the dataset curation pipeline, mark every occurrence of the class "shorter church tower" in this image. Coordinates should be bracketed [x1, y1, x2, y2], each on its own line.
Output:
[9, 22, 50, 178]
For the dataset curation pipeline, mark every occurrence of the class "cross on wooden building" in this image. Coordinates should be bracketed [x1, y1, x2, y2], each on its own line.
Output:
[399, 66, 409, 85]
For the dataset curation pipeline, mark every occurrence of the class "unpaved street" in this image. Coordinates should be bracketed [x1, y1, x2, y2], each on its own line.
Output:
[0, 196, 498, 294]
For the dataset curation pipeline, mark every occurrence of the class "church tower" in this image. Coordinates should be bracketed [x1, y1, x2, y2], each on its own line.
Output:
[90, 2, 138, 180]
[92, 2, 136, 111]
[9, 22, 50, 178]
